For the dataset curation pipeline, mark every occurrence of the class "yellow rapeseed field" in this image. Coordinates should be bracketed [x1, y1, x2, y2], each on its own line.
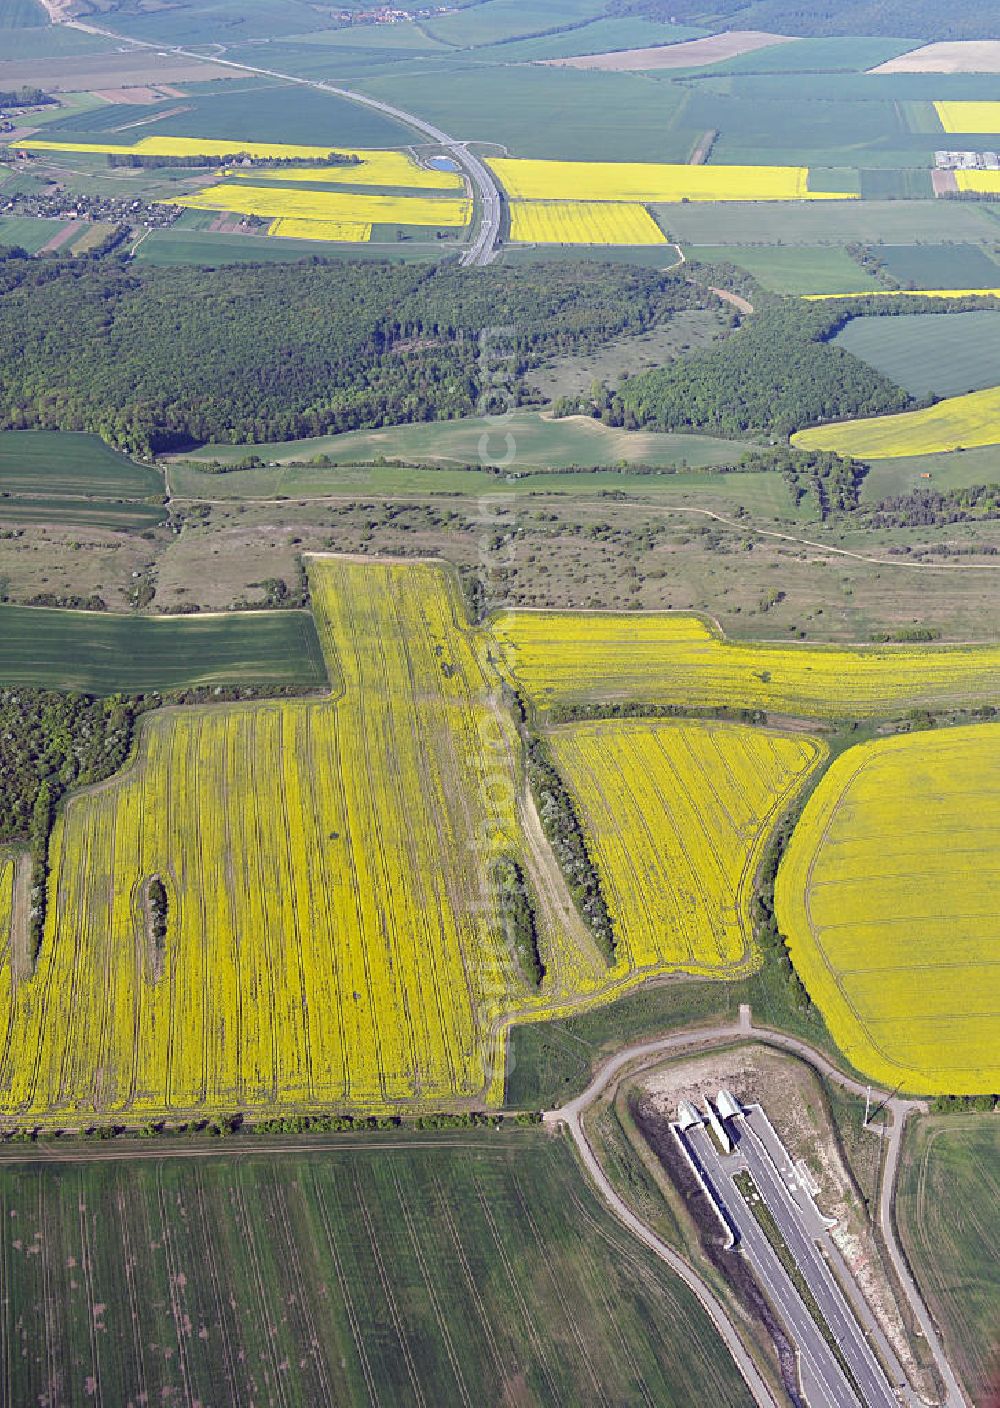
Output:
[955, 170, 1000, 195]
[776, 724, 1000, 1093]
[488, 157, 856, 203]
[491, 610, 1000, 716]
[0, 560, 536, 1118]
[269, 217, 372, 242]
[549, 720, 822, 973]
[509, 200, 666, 244]
[0, 859, 11, 952]
[791, 382, 1000, 457]
[934, 100, 1000, 132]
[175, 182, 471, 227]
[15, 137, 464, 188]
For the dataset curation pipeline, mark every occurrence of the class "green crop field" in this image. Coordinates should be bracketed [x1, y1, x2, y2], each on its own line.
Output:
[657, 201, 999, 247]
[174, 410, 743, 473]
[834, 311, 1000, 398]
[0, 216, 69, 254]
[0, 432, 162, 498]
[134, 229, 450, 266]
[0, 606, 327, 692]
[0, 1133, 753, 1408]
[878, 243, 1000, 290]
[0, 0, 46, 27]
[897, 1118, 1000, 1408]
[689, 245, 881, 295]
[481, 17, 706, 62]
[45, 79, 410, 148]
[0, 496, 167, 531]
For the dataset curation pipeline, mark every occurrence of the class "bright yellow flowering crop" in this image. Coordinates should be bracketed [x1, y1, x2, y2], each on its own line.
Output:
[175, 182, 471, 227]
[509, 200, 666, 244]
[550, 720, 822, 974]
[776, 724, 1000, 1093]
[792, 382, 1000, 457]
[955, 170, 1000, 195]
[488, 158, 856, 203]
[269, 217, 372, 242]
[0, 560, 538, 1120]
[0, 860, 11, 952]
[15, 137, 464, 188]
[935, 100, 1000, 132]
[491, 610, 1000, 716]
[804, 289, 1000, 301]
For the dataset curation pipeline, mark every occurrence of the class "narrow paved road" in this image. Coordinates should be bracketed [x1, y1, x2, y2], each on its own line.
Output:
[64, 20, 503, 265]
[547, 1014, 967, 1408]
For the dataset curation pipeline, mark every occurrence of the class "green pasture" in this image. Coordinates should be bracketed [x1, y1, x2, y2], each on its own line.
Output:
[419, 0, 608, 48]
[835, 311, 1000, 398]
[0, 606, 328, 692]
[0, 1136, 754, 1408]
[862, 444, 1000, 501]
[0, 431, 162, 497]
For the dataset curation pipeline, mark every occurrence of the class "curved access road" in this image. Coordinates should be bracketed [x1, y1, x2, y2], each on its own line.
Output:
[547, 1013, 967, 1408]
[64, 20, 503, 265]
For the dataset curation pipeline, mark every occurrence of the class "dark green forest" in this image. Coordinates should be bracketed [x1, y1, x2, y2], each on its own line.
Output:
[0, 253, 711, 454]
[612, 0, 999, 39]
[617, 303, 910, 438]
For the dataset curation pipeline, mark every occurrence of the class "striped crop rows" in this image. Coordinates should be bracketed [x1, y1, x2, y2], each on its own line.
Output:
[549, 720, 823, 976]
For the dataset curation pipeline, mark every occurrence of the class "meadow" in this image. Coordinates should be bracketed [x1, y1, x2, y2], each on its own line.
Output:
[792, 382, 1000, 457]
[492, 611, 1000, 718]
[134, 229, 444, 265]
[688, 246, 881, 295]
[548, 720, 823, 974]
[0, 606, 327, 693]
[876, 242, 1000, 290]
[832, 311, 1000, 397]
[775, 725, 1000, 1094]
[173, 409, 743, 472]
[509, 201, 666, 246]
[896, 1118, 1000, 1407]
[0, 1134, 754, 1408]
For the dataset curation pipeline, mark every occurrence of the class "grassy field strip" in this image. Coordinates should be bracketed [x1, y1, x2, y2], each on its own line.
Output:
[804, 289, 1000, 301]
[490, 157, 857, 202]
[897, 1118, 1000, 1408]
[492, 610, 1000, 717]
[509, 200, 666, 245]
[0, 606, 327, 692]
[776, 726, 1000, 1093]
[792, 382, 1000, 457]
[0, 432, 162, 498]
[0, 1137, 755, 1407]
[548, 720, 823, 973]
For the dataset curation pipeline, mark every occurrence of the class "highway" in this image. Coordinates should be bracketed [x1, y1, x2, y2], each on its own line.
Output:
[686, 1120, 863, 1408]
[64, 20, 504, 265]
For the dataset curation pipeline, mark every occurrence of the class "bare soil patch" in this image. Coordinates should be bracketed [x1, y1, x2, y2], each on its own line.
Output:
[0, 53, 240, 92]
[90, 85, 176, 105]
[871, 40, 1000, 74]
[543, 30, 794, 73]
[932, 170, 959, 197]
[38, 221, 78, 254]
